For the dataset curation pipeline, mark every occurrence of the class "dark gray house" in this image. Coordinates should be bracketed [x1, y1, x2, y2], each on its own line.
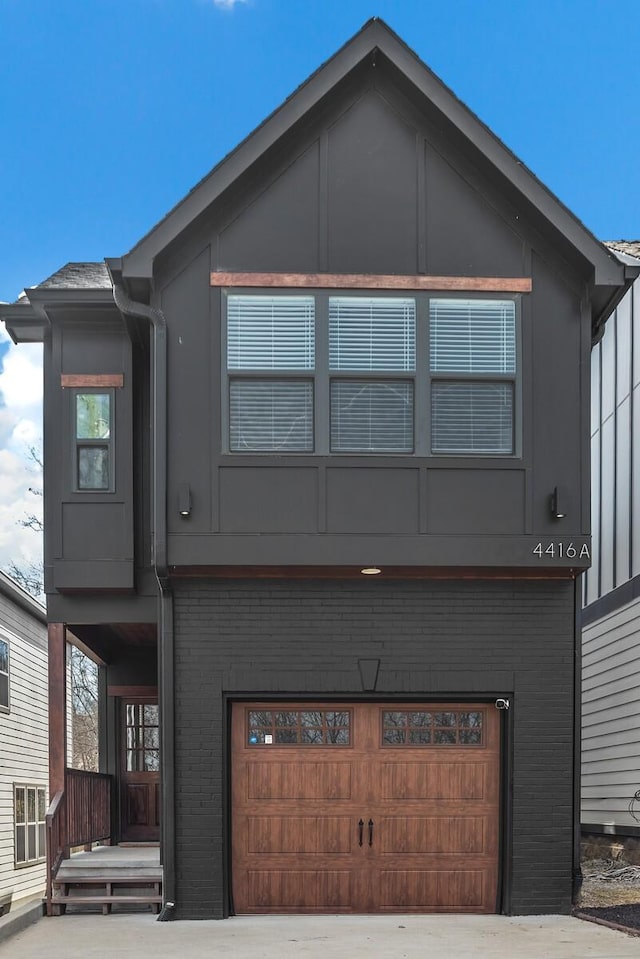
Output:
[2, 20, 637, 919]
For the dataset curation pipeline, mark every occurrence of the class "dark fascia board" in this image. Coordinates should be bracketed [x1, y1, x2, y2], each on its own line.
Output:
[0, 301, 45, 344]
[121, 18, 625, 292]
[1, 288, 115, 343]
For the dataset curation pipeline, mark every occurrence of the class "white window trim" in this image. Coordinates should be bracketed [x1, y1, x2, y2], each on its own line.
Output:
[14, 783, 47, 868]
[0, 636, 9, 713]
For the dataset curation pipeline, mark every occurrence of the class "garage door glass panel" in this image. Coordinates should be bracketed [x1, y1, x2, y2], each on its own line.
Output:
[248, 709, 351, 746]
[382, 710, 484, 746]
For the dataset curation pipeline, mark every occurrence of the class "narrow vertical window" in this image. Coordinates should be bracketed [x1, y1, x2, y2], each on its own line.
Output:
[0, 638, 8, 711]
[75, 392, 112, 489]
[430, 298, 516, 454]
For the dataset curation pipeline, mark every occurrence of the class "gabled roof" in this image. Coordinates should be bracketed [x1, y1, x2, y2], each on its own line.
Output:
[120, 17, 625, 293]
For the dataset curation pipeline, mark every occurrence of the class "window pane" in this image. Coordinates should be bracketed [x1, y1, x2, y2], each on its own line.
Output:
[431, 382, 514, 454]
[430, 299, 516, 373]
[38, 788, 47, 820]
[383, 729, 405, 745]
[331, 380, 413, 452]
[144, 751, 160, 772]
[0, 673, 7, 709]
[15, 788, 25, 824]
[27, 788, 36, 821]
[0, 639, 7, 673]
[16, 824, 25, 863]
[78, 445, 110, 489]
[227, 295, 315, 370]
[330, 297, 416, 372]
[230, 380, 313, 452]
[76, 393, 110, 438]
[28, 824, 36, 859]
[143, 705, 159, 725]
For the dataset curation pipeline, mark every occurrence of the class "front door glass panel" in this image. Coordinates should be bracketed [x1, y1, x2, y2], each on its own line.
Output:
[125, 703, 160, 771]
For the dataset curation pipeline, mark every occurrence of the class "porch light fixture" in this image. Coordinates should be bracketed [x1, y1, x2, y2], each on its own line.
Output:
[178, 483, 192, 518]
[361, 567, 382, 576]
[549, 486, 566, 520]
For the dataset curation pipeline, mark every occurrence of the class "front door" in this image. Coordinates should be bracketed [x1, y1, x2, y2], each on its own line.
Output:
[120, 699, 160, 842]
[232, 702, 500, 913]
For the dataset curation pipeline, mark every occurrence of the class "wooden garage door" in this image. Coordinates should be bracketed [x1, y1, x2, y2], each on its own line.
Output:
[231, 702, 500, 913]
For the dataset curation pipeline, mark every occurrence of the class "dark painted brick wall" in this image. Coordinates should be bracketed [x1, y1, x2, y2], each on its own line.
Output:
[173, 578, 575, 918]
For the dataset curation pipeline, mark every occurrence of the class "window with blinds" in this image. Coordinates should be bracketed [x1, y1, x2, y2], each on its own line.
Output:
[430, 299, 516, 454]
[329, 297, 415, 452]
[224, 291, 519, 456]
[227, 295, 315, 451]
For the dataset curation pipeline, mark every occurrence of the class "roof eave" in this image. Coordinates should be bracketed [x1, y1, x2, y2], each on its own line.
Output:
[1, 288, 116, 343]
[0, 301, 45, 344]
[0, 569, 46, 623]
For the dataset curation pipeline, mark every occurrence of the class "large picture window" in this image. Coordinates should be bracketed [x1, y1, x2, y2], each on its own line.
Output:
[0, 638, 8, 711]
[224, 291, 519, 456]
[14, 784, 47, 866]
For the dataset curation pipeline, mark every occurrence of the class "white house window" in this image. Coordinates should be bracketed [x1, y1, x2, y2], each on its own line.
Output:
[14, 784, 47, 866]
[0, 638, 8, 711]
[224, 292, 519, 456]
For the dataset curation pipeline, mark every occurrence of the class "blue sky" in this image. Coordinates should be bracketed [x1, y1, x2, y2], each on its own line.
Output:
[0, 0, 639, 578]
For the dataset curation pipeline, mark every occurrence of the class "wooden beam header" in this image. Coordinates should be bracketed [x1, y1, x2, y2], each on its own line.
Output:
[210, 272, 532, 293]
[61, 374, 124, 388]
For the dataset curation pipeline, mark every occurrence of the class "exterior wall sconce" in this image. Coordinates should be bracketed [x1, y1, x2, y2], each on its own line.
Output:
[178, 483, 192, 518]
[549, 486, 566, 520]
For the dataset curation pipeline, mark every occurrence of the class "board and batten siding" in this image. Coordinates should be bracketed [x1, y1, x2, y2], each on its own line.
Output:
[582, 594, 640, 830]
[583, 272, 640, 606]
[0, 576, 48, 909]
[582, 261, 640, 835]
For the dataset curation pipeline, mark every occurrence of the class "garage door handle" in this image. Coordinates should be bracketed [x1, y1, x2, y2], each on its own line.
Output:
[368, 819, 374, 846]
[358, 819, 364, 846]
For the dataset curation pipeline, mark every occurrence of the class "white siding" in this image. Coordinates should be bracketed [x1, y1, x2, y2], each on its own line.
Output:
[0, 595, 48, 909]
[582, 595, 640, 829]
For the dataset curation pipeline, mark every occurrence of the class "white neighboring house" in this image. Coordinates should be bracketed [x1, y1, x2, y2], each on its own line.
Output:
[582, 240, 640, 838]
[0, 570, 48, 913]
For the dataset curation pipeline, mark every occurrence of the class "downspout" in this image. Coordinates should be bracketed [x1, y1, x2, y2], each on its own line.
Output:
[572, 576, 583, 903]
[107, 261, 176, 921]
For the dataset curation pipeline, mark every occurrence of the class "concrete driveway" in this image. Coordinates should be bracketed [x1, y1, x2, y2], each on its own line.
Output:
[2, 913, 640, 959]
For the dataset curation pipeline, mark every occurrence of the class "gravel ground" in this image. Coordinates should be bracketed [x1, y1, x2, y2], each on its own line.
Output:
[575, 859, 640, 931]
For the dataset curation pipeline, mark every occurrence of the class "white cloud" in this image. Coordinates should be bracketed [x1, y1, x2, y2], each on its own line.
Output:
[0, 331, 43, 580]
[212, 0, 248, 9]
[0, 448, 43, 573]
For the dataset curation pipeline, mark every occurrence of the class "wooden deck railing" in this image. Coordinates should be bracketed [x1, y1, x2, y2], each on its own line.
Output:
[45, 769, 112, 916]
[45, 789, 66, 916]
[66, 769, 111, 848]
